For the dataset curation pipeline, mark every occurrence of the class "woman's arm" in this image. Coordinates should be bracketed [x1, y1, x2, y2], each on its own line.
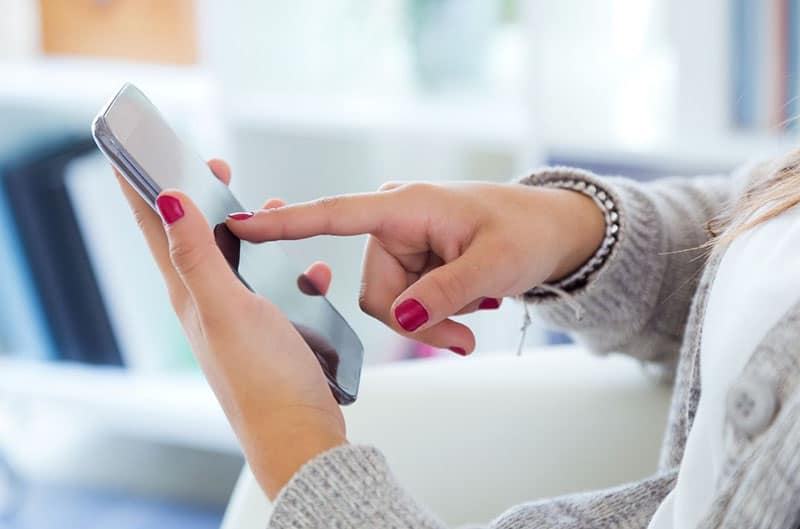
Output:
[226, 166, 756, 373]
[520, 167, 752, 376]
[115, 164, 347, 499]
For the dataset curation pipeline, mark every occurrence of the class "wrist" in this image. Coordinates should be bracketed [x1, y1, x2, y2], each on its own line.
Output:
[234, 406, 347, 500]
[545, 188, 607, 283]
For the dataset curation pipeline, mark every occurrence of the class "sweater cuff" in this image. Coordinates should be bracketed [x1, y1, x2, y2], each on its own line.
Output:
[268, 444, 442, 528]
[516, 167, 666, 348]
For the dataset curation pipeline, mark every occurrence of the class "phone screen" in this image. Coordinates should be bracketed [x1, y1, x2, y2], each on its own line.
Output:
[92, 84, 363, 404]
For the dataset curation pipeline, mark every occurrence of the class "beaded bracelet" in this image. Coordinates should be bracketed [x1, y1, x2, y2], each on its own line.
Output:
[526, 178, 619, 297]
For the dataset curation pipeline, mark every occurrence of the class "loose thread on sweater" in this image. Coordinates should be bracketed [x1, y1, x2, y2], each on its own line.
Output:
[534, 283, 585, 321]
[516, 303, 532, 356]
[518, 285, 585, 356]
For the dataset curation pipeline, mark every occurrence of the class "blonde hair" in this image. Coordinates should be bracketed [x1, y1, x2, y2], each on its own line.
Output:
[710, 154, 800, 252]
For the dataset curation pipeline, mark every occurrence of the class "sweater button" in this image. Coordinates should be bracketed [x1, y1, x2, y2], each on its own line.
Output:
[726, 376, 777, 436]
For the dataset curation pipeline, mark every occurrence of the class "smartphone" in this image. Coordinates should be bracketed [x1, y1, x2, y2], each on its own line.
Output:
[91, 83, 363, 404]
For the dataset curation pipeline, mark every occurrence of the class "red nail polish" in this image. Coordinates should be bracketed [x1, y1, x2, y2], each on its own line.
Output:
[395, 299, 429, 332]
[228, 211, 254, 221]
[156, 195, 184, 224]
[449, 346, 467, 356]
[479, 297, 501, 310]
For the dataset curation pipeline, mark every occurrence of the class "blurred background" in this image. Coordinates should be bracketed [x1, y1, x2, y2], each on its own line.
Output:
[0, 0, 796, 527]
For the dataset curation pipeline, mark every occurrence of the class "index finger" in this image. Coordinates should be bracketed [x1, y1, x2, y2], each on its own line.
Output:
[226, 192, 391, 242]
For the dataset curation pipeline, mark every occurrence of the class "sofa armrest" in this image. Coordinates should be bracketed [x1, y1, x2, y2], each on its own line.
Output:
[222, 345, 672, 528]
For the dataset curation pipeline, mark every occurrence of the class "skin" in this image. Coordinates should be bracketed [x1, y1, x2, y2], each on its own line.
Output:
[227, 180, 607, 352]
[117, 160, 605, 499]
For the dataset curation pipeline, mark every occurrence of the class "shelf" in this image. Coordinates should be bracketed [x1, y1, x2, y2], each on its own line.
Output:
[0, 358, 238, 454]
[228, 92, 532, 150]
[0, 58, 214, 118]
[547, 131, 800, 171]
[2, 59, 795, 170]
[226, 91, 800, 167]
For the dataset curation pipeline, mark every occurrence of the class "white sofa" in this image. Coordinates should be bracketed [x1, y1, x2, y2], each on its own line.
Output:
[221, 345, 673, 528]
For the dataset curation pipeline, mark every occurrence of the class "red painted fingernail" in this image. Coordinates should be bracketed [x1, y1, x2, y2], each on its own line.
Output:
[479, 297, 501, 310]
[449, 346, 467, 356]
[228, 211, 254, 221]
[156, 195, 184, 224]
[395, 299, 429, 332]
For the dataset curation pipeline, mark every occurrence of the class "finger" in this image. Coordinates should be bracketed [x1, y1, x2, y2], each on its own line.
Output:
[304, 261, 332, 296]
[227, 198, 285, 222]
[114, 169, 189, 308]
[391, 247, 493, 335]
[226, 192, 391, 242]
[296, 262, 332, 296]
[415, 319, 476, 355]
[455, 297, 503, 316]
[359, 237, 475, 352]
[262, 198, 285, 209]
[155, 190, 249, 321]
[208, 159, 232, 186]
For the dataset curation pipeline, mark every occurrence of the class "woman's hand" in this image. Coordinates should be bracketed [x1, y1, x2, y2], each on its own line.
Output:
[227, 181, 606, 354]
[115, 160, 345, 499]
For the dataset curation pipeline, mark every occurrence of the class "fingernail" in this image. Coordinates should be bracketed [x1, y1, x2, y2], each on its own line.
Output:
[156, 195, 184, 224]
[449, 346, 467, 356]
[479, 297, 501, 310]
[228, 211, 254, 221]
[395, 298, 429, 332]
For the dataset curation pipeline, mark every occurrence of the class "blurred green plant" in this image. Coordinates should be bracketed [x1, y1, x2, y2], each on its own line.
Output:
[499, 0, 519, 24]
[406, 0, 500, 91]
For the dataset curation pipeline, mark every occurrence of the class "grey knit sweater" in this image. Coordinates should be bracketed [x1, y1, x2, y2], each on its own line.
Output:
[267, 162, 800, 528]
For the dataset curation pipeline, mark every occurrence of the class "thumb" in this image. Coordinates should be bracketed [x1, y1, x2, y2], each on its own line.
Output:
[156, 191, 248, 319]
[391, 250, 490, 333]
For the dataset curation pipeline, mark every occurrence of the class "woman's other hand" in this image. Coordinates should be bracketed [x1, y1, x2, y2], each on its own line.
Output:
[115, 160, 344, 500]
[227, 181, 606, 355]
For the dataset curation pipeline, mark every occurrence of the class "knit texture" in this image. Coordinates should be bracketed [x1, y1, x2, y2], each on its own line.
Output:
[519, 167, 732, 382]
[268, 162, 800, 529]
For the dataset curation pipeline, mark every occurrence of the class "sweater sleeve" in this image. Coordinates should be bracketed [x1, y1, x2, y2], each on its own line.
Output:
[518, 166, 754, 376]
[267, 444, 677, 529]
